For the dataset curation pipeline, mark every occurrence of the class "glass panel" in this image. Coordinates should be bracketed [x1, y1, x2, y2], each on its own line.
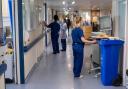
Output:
[118, 0, 126, 40]
[0, 0, 6, 46]
[22, 0, 44, 46]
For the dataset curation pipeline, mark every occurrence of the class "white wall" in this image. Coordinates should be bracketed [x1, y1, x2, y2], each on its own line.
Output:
[2, 0, 9, 17]
[47, 8, 52, 23]
[3, 17, 10, 27]
[22, 0, 47, 80]
[123, 0, 128, 87]
[112, 0, 119, 37]
[0, 0, 2, 28]
[2, 0, 11, 27]
[24, 25, 45, 79]
[112, 0, 128, 87]
[0, 74, 5, 89]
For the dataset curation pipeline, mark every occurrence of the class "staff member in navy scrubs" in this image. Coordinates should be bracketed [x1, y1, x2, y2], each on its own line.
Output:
[72, 18, 96, 78]
[44, 15, 60, 54]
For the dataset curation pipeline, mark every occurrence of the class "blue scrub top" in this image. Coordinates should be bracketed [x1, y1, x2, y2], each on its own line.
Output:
[72, 27, 84, 45]
[48, 21, 60, 38]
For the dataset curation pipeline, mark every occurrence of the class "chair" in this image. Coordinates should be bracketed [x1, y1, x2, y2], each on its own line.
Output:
[90, 43, 101, 78]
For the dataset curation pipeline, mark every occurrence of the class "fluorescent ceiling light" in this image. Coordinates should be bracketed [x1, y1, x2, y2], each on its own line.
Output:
[39, 7, 42, 10]
[22, 3, 25, 5]
[62, 1, 66, 5]
[72, 1, 75, 4]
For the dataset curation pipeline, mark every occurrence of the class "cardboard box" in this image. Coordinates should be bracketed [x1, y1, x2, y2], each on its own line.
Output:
[82, 26, 92, 39]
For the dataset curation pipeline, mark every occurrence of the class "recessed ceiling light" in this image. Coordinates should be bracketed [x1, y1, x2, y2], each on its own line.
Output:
[39, 7, 42, 10]
[97, 8, 100, 10]
[72, 1, 75, 5]
[62, 1, 66, 5]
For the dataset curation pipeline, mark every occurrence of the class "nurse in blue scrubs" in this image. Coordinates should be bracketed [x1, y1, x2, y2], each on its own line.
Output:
[72, 18, 96, 78]
[44, 15, 60, 54]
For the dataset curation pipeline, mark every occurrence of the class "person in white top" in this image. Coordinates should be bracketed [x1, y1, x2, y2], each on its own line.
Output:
[60, 19, 67, 51]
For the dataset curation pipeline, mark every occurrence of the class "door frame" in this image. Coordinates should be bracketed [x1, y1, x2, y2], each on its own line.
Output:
[123, 0, 128, 86]
[12, 0, 25, 84]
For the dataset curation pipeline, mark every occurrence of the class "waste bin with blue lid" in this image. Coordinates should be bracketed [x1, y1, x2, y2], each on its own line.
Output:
[99, 39, 124, 86]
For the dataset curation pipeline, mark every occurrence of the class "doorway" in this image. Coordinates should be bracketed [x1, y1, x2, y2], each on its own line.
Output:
[1, 0, 17, 85]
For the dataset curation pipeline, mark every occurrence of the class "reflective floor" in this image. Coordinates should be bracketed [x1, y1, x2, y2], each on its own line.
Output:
[7, 41, 125, 89]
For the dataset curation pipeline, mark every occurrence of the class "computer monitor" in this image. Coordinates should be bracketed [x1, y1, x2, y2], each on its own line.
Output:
[99, 16, 112, 35]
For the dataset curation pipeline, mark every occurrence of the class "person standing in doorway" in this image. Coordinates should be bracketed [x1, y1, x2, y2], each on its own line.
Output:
[72, 18, 96, 78]
[66, 18, 71, 36]
[60, 19, 67, 51]
[44, 15, 60, 54]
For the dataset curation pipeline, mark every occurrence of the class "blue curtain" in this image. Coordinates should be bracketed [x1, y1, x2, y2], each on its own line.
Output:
[8, 0, 13, 32]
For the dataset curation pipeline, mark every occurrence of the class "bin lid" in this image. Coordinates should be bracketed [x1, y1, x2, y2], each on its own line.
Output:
[99, 39, 124, 46]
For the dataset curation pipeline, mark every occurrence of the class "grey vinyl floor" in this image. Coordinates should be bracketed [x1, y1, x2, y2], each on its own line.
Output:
[6, 41, 125, 89]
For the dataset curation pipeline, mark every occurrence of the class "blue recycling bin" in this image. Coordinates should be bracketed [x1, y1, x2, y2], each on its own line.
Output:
[99, 39, 124, 86]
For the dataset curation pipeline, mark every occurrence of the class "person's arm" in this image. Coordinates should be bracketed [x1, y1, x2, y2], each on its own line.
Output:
[47, 23, 53, 28]
[79, 29, 96, 44]
[58, 24, 60, 32]
[43, 21, 52, 28]
[81, 36, 96, 44]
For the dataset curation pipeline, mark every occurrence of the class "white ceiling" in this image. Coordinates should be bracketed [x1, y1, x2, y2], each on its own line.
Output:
[46, 0, 112, 11]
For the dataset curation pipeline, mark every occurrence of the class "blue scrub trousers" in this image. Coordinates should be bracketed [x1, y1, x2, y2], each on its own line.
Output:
[61, 39, 66, 51]
[73, 44, 84, 77]
[51, 36, 59, 53]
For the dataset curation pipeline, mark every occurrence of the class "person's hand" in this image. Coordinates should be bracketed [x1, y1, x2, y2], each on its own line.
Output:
[91, 40, 97, 44]
[42, 21, 46, 26]
[40, 21, 47, 26]
[39, 21, 43, 25]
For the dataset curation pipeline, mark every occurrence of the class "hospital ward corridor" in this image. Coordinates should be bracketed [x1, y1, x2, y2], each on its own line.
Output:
[1, 0, 128, 89]
[6, 37, 125, 89]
